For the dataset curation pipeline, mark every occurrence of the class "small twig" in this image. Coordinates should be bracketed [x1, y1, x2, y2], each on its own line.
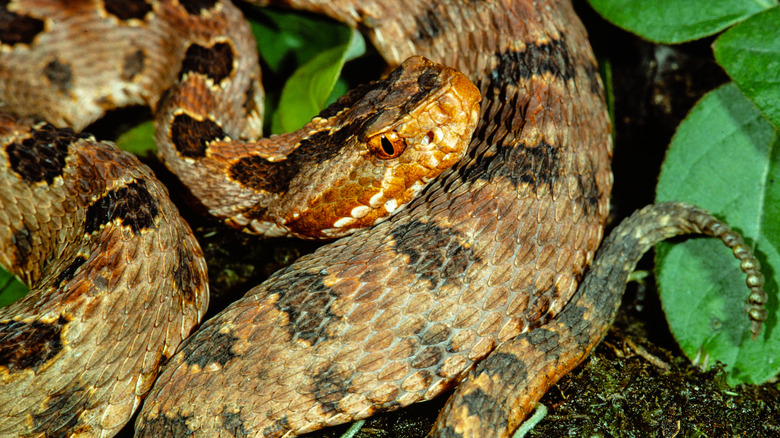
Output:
[626, 338, 671, 371]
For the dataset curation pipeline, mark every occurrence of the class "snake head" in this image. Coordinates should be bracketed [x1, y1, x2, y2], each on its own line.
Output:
[270, 56, 481, 239]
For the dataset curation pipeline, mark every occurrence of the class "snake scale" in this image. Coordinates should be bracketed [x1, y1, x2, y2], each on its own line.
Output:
[0, 0, 768, 437]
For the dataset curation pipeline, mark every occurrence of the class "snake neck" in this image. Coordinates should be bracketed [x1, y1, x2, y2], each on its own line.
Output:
[155, 50, 482, 238]
[261, 0, 614, 316]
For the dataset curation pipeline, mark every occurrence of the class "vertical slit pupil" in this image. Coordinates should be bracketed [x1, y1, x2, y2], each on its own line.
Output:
[381, 136, 395, 156]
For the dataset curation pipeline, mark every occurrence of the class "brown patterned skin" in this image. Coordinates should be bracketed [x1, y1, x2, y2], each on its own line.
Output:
[137, 0, 614, 436]
[0, 1, 767, 438]
[0, 0, 262, 133]
[0, 0, 477, 435]
[0, 115, 208, 437]
[0, 1, 482, 436]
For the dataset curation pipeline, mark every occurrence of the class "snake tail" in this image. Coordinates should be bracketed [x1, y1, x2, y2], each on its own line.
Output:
[432, 202, 769, 437]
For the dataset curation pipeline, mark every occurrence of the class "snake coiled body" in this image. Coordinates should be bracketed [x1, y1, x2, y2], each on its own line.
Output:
[138, 0, 613, 436]
[0, 115, 208, 437]
[2, 0, 764, 437]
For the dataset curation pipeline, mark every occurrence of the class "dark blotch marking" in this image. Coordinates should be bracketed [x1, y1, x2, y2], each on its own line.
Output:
[232, 58, 445, 193]
[459, 138, 561, 192]
[221, 409, 250, 438]
[170, 113, 226, 158]
[178, 42, 235, 84]
[584, 61, 604, 96]
[479, 351, 524, 382]
[44, 59, 73, 92]
[229, 125, 354, 193]
[272, 271, 339, 347]
[229, 154, 293, 194]
[460, 386, 505, 420]
[418, 71, 438, 89]
[413, 7, 442, 42]
[6, 123, 88, 184]
[180, 329, 238, 368]
[262, 416, 291, 438]
[526, 327, 560, 361]
[401, 78, 441, 114]
[121, 49, 146, 81]
[138, 412, 194, 438]
[11, 227, 33, 270]
[104, 0, 152, 20]
[84, 180, 159, 234]
[179, 0, 219, 15]
[317, 81, 375, 119]
[411, 345, 443, 369]
[172, 245, 199, 306]
[293, 120, 362, 161]
[308, 365, 352, 415]
[391, 220, 477, 288]
[0, 2, 44, 46]
[490, 38, 576, 86]
[0, 315, 67, 372]
[29, 383, 93, 437]
[242, 78, 260, 117]
[382, 59, 442, 114]
[56, 256, 87, 288]
[318, 58, 439, 120]
[575, 168, 603, 214]
[513, 140, 561, 188]
[557, 304, 592, 348]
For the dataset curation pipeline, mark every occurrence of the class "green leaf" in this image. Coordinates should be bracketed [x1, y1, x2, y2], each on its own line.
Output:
[0, 266, 28, 308]
[115, 120, 156, 156]
[249, 7, 354, 74]
[272, 29, 365, 133]
[713, 5, 780, 128]
[587, 0, 772, 43]
[655, 83, 780, 385]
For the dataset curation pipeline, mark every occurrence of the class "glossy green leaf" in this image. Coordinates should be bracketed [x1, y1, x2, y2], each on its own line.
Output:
[588, 0, 772, 43]
[115, 120, 156, 156]
[249, 8, 353, 74]
[0, 267, 28, 308]
[272, 29, 365, 133]
[655, 83, 780, 384]
[713, 5, 780, 128]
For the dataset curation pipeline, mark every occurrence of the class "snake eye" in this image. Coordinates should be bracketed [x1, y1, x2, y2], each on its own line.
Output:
[368, 131, 406, 159]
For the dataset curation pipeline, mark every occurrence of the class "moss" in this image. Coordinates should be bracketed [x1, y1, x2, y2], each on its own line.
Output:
[528, 323, 780, 437]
